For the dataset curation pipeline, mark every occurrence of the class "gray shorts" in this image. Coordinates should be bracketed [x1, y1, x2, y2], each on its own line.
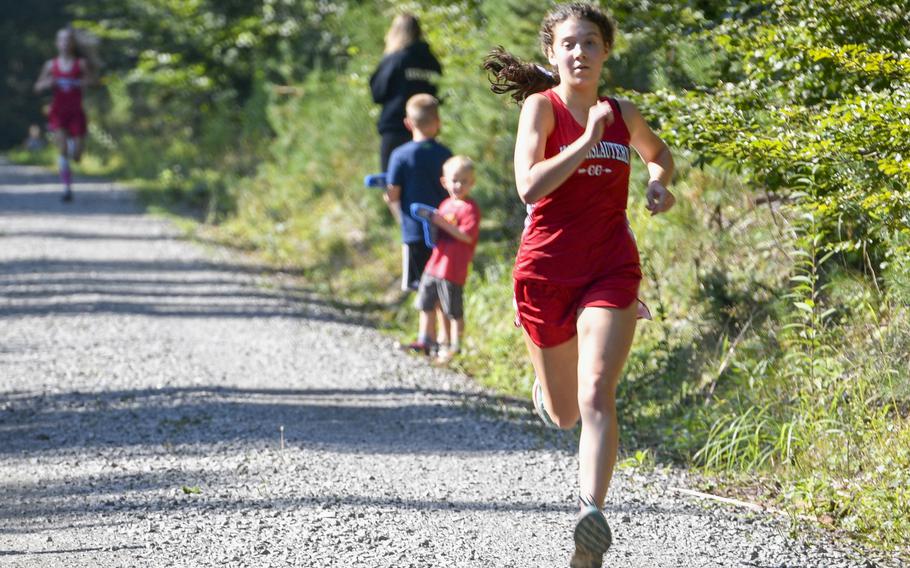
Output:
[415, 274, 464, 319]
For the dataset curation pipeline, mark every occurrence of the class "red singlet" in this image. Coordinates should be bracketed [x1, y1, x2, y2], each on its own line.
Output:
[513, 89, 648, 348]
[48, 58, 87, 137]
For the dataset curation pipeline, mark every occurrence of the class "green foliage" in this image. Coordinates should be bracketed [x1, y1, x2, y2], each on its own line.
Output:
[0, 0, 70, 148]
[643, 0, 910, 249]
[56, 0, 367, 220]
[628, 0, 910, 549]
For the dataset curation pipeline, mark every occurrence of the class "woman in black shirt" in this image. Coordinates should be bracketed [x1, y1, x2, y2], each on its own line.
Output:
[370, 14, 443, 171]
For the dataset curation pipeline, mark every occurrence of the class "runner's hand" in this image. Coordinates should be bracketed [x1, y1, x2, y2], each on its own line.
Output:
[584, 100, 614, 143]
[645, 180, 675, 216]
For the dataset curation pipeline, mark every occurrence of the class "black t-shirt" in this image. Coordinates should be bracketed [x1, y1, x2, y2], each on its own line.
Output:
[369, 41, 442, 135]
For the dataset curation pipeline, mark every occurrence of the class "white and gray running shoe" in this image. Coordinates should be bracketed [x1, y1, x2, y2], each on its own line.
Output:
[570, 495, 612, 568]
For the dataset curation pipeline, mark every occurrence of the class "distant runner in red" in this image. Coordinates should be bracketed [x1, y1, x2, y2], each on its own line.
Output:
[34, 26, 99, 202]
[485, 3, 676, 567]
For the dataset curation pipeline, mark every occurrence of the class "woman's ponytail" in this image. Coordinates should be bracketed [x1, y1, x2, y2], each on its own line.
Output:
[482, 46, 559, 104]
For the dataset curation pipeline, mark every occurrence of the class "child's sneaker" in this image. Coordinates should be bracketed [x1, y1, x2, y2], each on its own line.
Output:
[433, 346, 459, 366]
[398, 341, 432, 356]
[570, 496, 612, 568]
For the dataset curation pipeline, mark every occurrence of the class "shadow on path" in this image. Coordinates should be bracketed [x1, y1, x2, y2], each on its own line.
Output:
[0, 229, 178, 242]
[0, 256, 382, 321]
[0, 385, 592, 522]
[0, 386, 550, 457]
[0, 186, 141, 217]
[0, 546, 145, 557]
[0, 159, 386, 320]
[2, 483, 705, 523]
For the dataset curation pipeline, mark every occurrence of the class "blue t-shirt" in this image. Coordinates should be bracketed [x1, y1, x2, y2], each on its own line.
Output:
[387, 139, 452, 244]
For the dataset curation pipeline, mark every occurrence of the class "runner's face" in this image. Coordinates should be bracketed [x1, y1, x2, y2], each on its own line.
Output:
[56, 30, 75, 55]
[547, 17, 609, 88]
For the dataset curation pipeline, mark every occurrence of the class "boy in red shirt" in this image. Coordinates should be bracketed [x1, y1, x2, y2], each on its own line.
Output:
[411, 156, 481, 362]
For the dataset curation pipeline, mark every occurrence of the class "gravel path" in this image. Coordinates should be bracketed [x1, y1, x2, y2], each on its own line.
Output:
[0, 159, 898, 567]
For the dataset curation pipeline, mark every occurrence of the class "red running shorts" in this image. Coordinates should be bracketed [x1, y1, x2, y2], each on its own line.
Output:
[48, 107, 87, 137]
[514, 274, 651, 349]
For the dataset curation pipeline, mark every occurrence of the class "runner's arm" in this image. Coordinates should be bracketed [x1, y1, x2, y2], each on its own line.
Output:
[80, 57, 99, 87]
[620, 99, 676, 215]
[514, 93, 611, 205]
[34, 61, 54, 93]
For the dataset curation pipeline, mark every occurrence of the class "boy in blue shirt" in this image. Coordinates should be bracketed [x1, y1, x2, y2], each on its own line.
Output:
[385, 94, 452, 292]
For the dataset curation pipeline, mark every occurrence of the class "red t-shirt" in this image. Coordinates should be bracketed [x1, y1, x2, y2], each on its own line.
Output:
[424, 197, 481, 286]
[514, 89, 640, 286]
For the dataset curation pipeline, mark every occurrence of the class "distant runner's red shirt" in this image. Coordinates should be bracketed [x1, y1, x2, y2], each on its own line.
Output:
[51, 58, 84, 114]
[514, 89, 641, 287]
[48, 58, 87, 136]
[424, 197, 481, 286]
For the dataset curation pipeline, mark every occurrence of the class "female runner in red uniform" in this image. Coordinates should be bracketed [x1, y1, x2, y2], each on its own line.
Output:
[34, 27, 98, 201]
[484, 3, 675, 567]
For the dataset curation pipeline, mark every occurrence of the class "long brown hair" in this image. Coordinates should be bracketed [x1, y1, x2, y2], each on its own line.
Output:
[60, 26, 102, 72]
[384, 13, 422, 55]
[482, 2, 615, 103]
